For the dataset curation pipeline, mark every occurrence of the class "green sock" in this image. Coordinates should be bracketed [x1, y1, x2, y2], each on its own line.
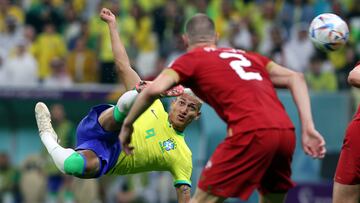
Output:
[64, 152, 85, 177]
[113, 105, 127, 123]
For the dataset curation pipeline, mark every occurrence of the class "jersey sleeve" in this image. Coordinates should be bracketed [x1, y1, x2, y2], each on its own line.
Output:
[171, 157, 193, 188]
[169, 53, 196, 84]
[249, 51, 271, 68]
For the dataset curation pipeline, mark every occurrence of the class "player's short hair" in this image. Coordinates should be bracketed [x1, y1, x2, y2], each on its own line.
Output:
[185, 13, 216, 44]
[182, 89, 203, 110]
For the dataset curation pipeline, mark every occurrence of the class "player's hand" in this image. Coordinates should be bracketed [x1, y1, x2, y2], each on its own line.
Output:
[135, 80, 184, 97]
[99, 8, 116, 24]
[135, 81, 151, 93]
[301, 128, 326, 159]
[119, 122, 134, 155]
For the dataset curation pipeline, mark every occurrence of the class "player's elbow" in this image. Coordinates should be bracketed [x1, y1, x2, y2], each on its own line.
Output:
[288, 71, 305, 88]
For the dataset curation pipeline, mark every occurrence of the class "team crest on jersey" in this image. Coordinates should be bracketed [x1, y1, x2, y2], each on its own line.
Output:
[159, 138, 177, 153]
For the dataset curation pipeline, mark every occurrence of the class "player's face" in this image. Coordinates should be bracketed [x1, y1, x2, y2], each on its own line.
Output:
[169, 94, 201, 131]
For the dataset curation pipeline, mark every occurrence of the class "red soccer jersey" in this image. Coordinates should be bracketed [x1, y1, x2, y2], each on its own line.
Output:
[169, 47, 294, 133]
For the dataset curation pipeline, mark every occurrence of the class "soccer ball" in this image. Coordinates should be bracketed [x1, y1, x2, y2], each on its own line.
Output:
[309, 13, 349, 51]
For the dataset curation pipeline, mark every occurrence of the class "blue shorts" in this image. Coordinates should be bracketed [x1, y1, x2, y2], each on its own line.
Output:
[75, 104, 121, 177]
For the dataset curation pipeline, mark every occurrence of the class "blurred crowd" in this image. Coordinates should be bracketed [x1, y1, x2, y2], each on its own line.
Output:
[0, 0, 359, 91]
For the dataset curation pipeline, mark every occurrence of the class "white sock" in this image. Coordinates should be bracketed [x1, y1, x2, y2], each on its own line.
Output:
[41, 132, 75, 173]
[117, 90, 139, 113]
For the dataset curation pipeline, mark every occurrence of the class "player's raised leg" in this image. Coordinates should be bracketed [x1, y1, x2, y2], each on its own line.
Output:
[35, 102, 100, 178]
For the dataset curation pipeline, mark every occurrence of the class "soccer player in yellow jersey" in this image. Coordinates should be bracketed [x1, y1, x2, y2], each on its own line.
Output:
[34, 8, 202, 203]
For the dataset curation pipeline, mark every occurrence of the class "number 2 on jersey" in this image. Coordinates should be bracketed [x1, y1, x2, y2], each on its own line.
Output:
[219, 52, 263, 81]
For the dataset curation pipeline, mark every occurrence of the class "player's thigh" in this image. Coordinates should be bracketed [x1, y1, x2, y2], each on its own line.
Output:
[191, 187, 226, 203]
[333, 182, 360, 203]
[259, 129, 296, 195]
[335, 120, 360, 185]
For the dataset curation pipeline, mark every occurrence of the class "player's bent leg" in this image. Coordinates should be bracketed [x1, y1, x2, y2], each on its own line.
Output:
[35, 102, 100, 178]
[190, 187, 226, 203]
[259, 192, 287, 203]
[333, 181, 360, 203]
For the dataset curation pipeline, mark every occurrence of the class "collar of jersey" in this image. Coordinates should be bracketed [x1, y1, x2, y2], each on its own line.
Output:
[167, 119, 185, 137]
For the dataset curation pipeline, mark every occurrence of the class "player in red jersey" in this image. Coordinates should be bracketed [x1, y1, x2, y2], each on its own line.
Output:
[119, 14, 326, 203]
[333, 62, 360, 203]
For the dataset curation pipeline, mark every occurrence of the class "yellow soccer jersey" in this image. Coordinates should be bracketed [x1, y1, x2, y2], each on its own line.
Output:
[107, 100, 193, 187]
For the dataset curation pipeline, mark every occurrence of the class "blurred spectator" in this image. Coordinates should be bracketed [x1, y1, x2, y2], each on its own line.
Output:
[68, 21, 97, 51]
[283, 23, 315, 72]
[0, 49, 7, 86]
[23, 24, 36, 47]
[1, 39, 38, 87]
[31, 23, 67, 80]
[67, 37, 98, 83]
[152, 0, 185, 58]
[305, 53, 337, 92]
[43, 57, 73, 88]
[229, 18, 259, 51]
[51, 103, 76, 149]
[63, 2, 82, 48]
[132, 3, 158, 79]
[165, 33, 186, 66]
[347, 0, 360, 55]
[0, 15, 24, 56]
[54, 176, 101, 203]
[313, 0, 332, 16]
[261, 24, 287, 65]
[213, 0, 240, 47]
[0, 152, 18, 203]
[279, 0, 315, 37]
[0, 0, 24, 32]
[19, 154, 47, 203]
[25, 0, 64, 33]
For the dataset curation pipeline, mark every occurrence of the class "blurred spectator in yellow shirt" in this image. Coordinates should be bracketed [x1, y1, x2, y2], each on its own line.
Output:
[31, 23, 66, 80]
[0, 0, 24, 32]
[305, 53, 338, 92]
[67, 37, 98, 83]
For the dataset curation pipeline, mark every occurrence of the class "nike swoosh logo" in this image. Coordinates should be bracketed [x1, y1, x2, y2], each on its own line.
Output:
[151, 109, 158, 119]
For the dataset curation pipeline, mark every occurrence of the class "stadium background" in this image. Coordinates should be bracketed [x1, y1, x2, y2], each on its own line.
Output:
[0, 0, 359, 202]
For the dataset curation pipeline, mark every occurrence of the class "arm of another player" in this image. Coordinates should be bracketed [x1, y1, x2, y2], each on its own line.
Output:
[176, 185, 191, 203]
[348, 63, 360, 87]
[266, 61, 326, 159]
[100, 8, 141, 91]
[119, 69, 180, 154]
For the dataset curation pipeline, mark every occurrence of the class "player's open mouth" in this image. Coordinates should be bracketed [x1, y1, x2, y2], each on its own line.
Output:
[177, 115, 185, 121]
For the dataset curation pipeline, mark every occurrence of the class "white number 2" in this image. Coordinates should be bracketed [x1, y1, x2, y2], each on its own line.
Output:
[219, 52, 262, 81]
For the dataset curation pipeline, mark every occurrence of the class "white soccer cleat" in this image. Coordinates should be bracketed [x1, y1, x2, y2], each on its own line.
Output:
[35, 102, 58, 142]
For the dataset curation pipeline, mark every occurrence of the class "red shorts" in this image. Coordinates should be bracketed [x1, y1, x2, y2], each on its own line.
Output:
[335, 119, 360, 185]
[198, 128, 296, 200]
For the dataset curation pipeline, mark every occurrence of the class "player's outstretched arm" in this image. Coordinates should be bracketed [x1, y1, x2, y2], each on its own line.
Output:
[348, 64, 360, 88]
[119, 69, 180, 154]
[100, 8, 141, 90]
[267, 61, 326, 159]
[176, 185, 191, 203]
